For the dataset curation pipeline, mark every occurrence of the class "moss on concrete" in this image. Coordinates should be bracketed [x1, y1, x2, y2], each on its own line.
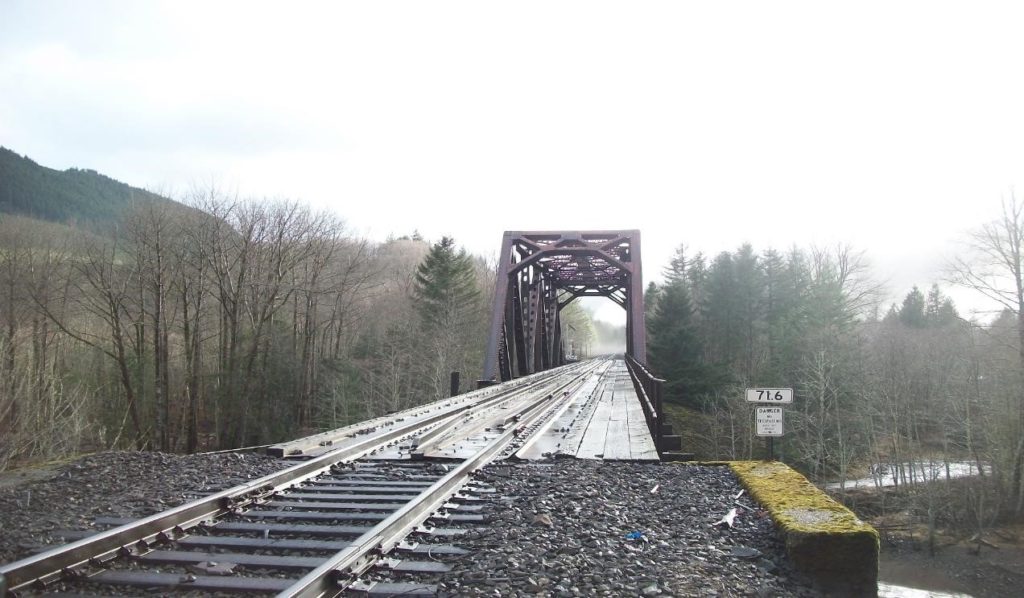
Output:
[728, 461, 879, 597]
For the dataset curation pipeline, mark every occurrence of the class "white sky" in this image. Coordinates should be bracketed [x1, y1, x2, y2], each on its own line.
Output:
[2, 1, 1023, 323]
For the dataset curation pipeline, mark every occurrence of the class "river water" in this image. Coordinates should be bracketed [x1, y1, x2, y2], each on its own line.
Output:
[824, 462, 989, 597]
[824, 461, 988, 491]
[878, 555, 976, 598]
[878, 583, 972, 597]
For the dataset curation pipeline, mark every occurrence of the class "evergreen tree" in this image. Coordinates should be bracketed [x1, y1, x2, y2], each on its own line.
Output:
[882, 304, 900, 325]
[644, 281, 661, 324]
[702, 251, 742, 367]
[770, 249, 812, 379]
[762, 249, 792, 383]
[648, 243, 715, 404]
[925, 283, 958, 327]
[686, 251, 708, 310]
[666, 244, 688, 281]
[413, 236, 481, 330]
[898, 286, 927, 328]
[412, 237, 482, 398]
[647, 277, 713, 405]
[732, 244, 764, 380]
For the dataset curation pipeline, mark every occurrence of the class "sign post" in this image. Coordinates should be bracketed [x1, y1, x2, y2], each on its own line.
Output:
[747, 388, 793, 461]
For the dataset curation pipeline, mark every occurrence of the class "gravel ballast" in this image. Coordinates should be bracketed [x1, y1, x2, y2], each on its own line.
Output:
[435, 461, 820, 597]
[1, 453, 822, 596]
[0, 451, 288, 564]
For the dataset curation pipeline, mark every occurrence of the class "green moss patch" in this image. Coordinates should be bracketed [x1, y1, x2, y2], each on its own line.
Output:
[728, 461, 879, 597]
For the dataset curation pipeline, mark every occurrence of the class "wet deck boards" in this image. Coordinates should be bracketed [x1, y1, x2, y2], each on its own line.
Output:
[517, 359, 659, 461]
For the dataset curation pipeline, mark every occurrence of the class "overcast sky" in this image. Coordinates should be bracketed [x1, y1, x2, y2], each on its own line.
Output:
[2, 1, 1022, 322]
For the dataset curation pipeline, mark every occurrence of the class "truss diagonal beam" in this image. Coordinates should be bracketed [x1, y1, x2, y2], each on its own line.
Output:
[481, 230, 646, 384]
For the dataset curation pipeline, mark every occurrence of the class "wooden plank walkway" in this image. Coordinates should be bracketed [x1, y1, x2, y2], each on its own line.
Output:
[517, 359, 658, 461]
[576, 385, 614, 458]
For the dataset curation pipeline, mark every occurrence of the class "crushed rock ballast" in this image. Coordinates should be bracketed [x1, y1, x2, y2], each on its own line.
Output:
[0, 451, 287, 564]
[436, 461, 819, 597]
[0, 453, 820, 596]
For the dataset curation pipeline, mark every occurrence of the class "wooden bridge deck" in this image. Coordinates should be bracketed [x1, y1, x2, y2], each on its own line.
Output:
[517, 359, 659, 461]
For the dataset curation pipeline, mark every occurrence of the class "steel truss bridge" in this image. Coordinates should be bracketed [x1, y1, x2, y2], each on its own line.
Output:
[479, 230, 678, 455]
[482, 230, 646, 383]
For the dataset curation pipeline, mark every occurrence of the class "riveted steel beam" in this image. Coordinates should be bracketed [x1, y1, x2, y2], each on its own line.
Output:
[482, 230, 646, 383]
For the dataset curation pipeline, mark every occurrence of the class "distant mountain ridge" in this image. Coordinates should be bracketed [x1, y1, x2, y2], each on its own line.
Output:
[0, 146, 179, 225]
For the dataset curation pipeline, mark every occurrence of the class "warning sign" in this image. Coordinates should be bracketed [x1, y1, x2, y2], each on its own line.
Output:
[755, 407, 784, 437]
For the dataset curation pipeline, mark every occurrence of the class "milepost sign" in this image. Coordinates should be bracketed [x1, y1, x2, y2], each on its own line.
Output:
[745, 388, 793, 404]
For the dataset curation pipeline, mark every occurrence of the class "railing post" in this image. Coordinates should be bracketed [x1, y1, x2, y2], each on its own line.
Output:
[625, 354, 663, 457]
[653, 374, 663, 451]
[450, 371, 460, 397]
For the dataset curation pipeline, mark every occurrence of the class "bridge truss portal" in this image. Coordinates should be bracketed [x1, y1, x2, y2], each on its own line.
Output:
[481, 230, 646, 383]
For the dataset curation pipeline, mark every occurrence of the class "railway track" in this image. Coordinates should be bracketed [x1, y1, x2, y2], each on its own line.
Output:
[0, 360, 606, 597]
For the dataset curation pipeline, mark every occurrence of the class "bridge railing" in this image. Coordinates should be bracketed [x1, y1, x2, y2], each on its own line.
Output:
[624, 354, 664, 455]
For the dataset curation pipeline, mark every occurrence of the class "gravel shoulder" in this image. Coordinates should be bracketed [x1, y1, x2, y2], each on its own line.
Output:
[0, 451, 289, 564]
[2, 454, 823, 597]
[439, 460, 820, 597]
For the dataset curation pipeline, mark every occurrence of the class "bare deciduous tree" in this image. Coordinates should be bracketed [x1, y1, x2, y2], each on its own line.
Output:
[949, 193, 1024, 515]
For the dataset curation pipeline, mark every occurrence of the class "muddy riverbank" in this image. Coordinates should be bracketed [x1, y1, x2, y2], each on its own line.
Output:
[879, 533, 1024, 598]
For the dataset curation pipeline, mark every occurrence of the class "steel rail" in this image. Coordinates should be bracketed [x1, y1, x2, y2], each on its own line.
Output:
[0, 407, 465, 594]
[0, 375, 546, 594]
[513, 360, 607, 457]
[270, 365, 576, 458]
[278, 363, 599, 598]
[0, 362, 597, 595]
[409, 361, 592, 457]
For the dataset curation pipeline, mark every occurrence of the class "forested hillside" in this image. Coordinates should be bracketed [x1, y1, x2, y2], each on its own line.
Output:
[0, 147, 180, 224]
[0, 152, 627, 473]
[0, 144, 525, 469]
[0, 194, 508, 470]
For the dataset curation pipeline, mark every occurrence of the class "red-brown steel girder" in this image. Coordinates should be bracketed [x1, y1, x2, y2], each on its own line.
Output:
[481, 230, 646, 383]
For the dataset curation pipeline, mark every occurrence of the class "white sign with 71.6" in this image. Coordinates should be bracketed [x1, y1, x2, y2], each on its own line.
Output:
[746, 388, 793, 403]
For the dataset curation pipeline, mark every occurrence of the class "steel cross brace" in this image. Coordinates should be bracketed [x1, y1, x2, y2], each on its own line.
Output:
[481, 230, 646, 383]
